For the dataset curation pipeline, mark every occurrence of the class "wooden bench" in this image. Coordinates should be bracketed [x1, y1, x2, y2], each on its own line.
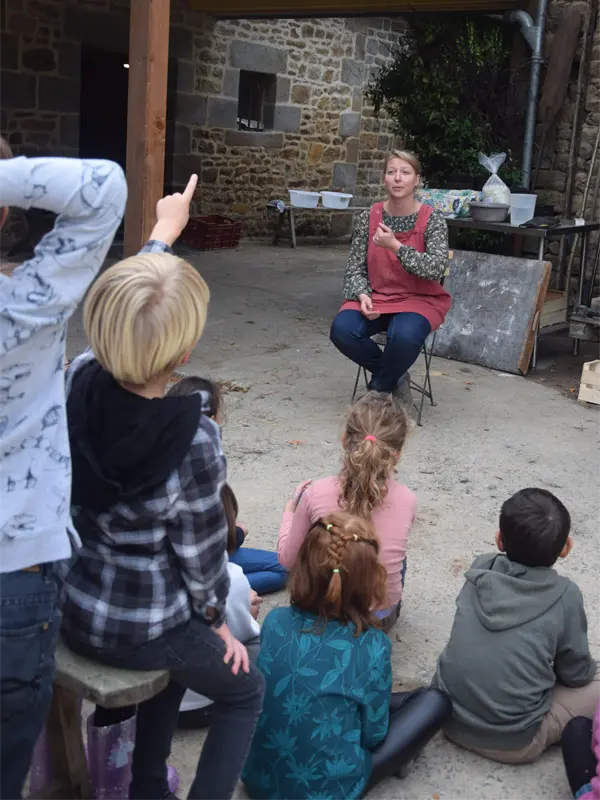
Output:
[40, 639, 169, 799]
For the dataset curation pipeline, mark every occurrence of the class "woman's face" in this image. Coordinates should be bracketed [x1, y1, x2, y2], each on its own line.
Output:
[384, 158, 420, 200]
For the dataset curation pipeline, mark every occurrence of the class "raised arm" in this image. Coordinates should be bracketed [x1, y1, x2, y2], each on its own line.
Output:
[397, 210, 448, 281]
[343, 210, 371, 300]
[0, 157, 126, 350]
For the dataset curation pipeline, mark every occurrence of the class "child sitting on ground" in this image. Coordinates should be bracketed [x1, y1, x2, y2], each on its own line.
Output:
[178, 480, 262, 729]
[62, 179, 265, 800]
[242, 512, 451, 800]
[433, 487, 598, 764]
[169, 375, 288, 594]
[562, 704, 599, 800]
[278, 391, 414, 631]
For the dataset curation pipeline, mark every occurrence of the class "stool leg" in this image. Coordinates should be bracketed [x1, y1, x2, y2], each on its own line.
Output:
[352, 365, 361, 401]
[46, 685, 91, 799]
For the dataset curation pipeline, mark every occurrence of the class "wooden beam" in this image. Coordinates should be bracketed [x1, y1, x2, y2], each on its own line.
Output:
[124, 0, 170, 256]
[188, 0, 517, 14]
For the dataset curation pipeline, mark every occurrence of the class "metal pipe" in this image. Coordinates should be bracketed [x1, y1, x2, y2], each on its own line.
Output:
[505, 0, 549, 190]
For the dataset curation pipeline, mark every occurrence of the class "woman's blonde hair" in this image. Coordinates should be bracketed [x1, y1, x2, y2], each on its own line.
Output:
[290, 512, 387, 635]
[384, 149, 421, 176]
[339, 392, 408, 520]
[84, 252, 209, 385]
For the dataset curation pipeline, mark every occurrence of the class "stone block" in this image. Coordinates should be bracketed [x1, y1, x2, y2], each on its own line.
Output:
[332, 162, 358, 190]
[1, 33, 18, 71]
[175, 93, 207, 126]
[170, 27, 194, 61]
[59, 44, 80, 78]
[7, 13, 36, 36]
[355, 34, 366, 62]
[345, 137, 359, 163]
[307, 142, 324, 164]
[38, 77, 80, 113]
[65, 9, 128, 54]
[273, 105, 302, 133]
[207, 97, 238, 129]
[276, 76, 291, 102]
[339, 111, 360, 138]
[341, 59, 365, 87]
[291, 84, 311, 105]
[1, 72, 36, 109]
[173, 123, 191, 154]
[224, 130, 284, 148]
[345, 19, 369, 34]
[229, 40, 287, 75]
[366, 37, 379, 56]
[176, 61, 195, 93]
[222, 69, 240, 98]
[59, 115, 79, 149]
[22, 47, 56, 73]
[352, 87, 363, 112]
[201, 167, 219, 184]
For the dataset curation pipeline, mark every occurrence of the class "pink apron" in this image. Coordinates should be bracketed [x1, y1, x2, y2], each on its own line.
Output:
[340, 202, 451, 331]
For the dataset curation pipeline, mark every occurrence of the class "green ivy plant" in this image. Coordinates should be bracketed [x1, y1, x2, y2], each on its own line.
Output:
[367, 15, 524, 189]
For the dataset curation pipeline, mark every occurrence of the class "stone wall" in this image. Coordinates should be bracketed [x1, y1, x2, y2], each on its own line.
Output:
[1, 0, 399, 239]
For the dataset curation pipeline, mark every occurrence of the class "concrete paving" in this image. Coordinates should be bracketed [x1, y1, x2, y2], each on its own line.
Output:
[68, 241, 600, 800]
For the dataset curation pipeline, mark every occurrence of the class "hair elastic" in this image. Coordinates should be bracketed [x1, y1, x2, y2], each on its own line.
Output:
[326, 523, 333, 531]
[353, 534, 358, 541]
[364, 435, 377, 442]
[332, 568, 340, 574]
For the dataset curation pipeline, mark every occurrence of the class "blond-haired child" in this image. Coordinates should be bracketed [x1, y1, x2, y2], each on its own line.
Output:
[62, 179, 264, 800]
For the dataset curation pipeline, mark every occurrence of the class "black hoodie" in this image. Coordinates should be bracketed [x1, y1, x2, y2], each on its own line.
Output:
[67, 358, 202, 511]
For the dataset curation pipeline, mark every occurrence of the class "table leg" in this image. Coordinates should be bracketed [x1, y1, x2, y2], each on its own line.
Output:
[46, 684, 92, 799]
[289, 207, 297, 249]
[537, 237, 545, 261]
[573, 232, 589, 355]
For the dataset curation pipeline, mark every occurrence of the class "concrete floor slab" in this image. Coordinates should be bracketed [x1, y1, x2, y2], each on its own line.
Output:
[67, 242, 599, 800]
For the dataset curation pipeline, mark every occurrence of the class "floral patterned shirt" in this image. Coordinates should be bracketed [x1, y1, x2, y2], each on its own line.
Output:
[242, 606, 392, 800]
[343, 207, 449, 300]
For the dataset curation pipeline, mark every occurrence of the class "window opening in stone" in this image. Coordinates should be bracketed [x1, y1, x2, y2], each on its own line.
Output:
[237, 71, 276, 131]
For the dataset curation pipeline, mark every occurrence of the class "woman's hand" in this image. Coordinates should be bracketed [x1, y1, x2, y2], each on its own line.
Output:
[358, 293, 380, 321]
[373, 223, 401, 253]
[149, 174, 198, 246]
[284, 480, 312, 513]
[250, 590, 262, 620]
[213, 622, 250, 675]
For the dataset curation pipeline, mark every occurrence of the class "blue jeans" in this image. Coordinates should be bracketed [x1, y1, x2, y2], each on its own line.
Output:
[65, 616, 265, 800]
[230, 547, 289, 595]
[330, 310, 432, 394]
[0, 565, 61, 800]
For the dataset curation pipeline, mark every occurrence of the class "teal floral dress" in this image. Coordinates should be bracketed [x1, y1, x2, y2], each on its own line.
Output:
[242, 607, 392, 800]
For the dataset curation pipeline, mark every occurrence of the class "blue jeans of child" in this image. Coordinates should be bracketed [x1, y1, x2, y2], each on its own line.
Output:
[330, 310, 432, 394]
[230, 547, 288, 594]
[65, 616, 265, 800]
[0, 564, 62, 800]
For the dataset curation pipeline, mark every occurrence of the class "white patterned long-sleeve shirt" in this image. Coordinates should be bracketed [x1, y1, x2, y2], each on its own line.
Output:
[0, 157, 127, 572]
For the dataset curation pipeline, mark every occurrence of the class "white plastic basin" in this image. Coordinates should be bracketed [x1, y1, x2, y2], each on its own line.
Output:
[289, 190, 320, 208]
[320, 191, 353, 209]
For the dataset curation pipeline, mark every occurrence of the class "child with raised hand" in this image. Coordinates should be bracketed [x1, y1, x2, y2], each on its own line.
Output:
[243, 512, 451, 800]
[0, 138, 127, 799]
[62, 178, 264, 800]
[169, 375, 288, 594]
[433, 488, 598, 764]
[278, 391, 414, 630]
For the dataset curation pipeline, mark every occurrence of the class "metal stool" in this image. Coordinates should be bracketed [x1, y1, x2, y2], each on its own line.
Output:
[350, 332, 438, 426]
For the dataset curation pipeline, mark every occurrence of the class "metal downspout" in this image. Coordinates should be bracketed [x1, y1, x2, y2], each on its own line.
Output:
[505, 0, 549, 189]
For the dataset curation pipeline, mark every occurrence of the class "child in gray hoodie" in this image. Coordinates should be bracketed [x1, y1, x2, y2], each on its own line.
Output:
[433, 487, 598, 764]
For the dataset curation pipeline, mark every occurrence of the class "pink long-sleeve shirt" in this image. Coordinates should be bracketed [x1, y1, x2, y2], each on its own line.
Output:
[278, 475, 417, 608]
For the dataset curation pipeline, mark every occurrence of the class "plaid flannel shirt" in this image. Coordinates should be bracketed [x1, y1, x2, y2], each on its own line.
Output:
[61, 240, 230, 651]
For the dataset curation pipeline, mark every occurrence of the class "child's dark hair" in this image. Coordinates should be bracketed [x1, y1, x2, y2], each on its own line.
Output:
[289, 512, 387, 635]
[499, 488, 571, 568]
[167, 375, 222, 421]
[339, 392, 408, 519]
[168, 376, 236, 552]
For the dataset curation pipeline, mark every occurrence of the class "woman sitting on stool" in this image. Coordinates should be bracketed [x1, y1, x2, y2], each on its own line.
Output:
[330, 150, 451, 409]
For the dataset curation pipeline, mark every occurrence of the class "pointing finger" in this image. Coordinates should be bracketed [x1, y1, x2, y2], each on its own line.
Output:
[182, 174, 198, 202]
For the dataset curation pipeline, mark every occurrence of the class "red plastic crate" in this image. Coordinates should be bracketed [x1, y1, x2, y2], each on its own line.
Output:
[182, 215, 242, 250]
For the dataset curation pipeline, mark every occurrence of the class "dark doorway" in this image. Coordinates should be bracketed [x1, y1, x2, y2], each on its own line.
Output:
[79, 46, 129, 168]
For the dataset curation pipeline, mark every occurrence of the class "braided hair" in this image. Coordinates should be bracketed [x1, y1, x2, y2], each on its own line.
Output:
[290, 511, 388, 635]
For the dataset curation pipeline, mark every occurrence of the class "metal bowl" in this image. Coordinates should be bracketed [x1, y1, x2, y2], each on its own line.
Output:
[469, 202, 509, 223]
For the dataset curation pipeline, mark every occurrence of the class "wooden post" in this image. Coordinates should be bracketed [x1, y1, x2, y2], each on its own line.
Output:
[124, 0, 170, 256]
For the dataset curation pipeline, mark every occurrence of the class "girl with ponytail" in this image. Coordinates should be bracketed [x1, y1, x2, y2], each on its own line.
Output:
[243, 513, 451, 800]
[278, 391, 415, 631]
